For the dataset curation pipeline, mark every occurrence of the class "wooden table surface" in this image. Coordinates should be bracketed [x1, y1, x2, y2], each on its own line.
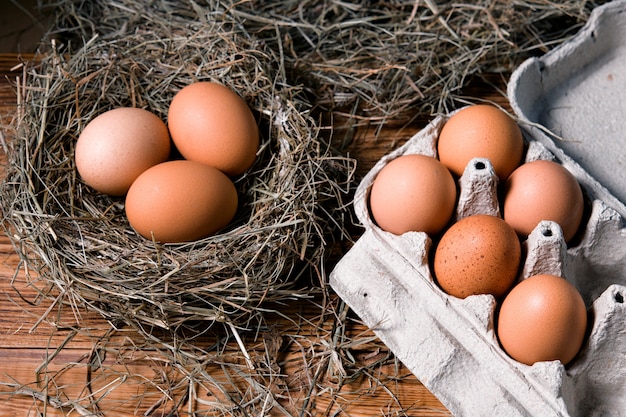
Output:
[0, 51, 508, 416]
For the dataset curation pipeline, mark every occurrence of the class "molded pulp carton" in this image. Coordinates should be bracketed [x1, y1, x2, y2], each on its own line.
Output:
[330, 2, 626, 416]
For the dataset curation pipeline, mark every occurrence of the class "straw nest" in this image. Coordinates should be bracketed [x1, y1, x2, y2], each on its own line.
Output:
[0, 0, 609, 414]
[1, 0, 355, 342]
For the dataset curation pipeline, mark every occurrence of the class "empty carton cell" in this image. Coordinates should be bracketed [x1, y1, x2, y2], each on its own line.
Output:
[569, 284, 626, 415]
[565, 199, 626, 306]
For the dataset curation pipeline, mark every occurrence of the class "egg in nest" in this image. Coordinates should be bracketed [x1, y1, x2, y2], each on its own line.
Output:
[75, 107, 171, 196]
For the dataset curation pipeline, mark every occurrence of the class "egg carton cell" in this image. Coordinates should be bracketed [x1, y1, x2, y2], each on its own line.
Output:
[331, 113, 626, 416]
[331, 3, 626, 414]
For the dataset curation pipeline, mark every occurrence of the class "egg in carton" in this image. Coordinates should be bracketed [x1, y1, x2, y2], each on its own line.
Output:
[330, 2, 626, 415]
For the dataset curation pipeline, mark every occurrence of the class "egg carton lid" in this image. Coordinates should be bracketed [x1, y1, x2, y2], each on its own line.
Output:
[508, 0, 626, 217]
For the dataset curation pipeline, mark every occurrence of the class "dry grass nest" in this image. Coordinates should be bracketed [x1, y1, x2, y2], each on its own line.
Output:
[1, 0, 356, 343]
[0, 0, 611, 414]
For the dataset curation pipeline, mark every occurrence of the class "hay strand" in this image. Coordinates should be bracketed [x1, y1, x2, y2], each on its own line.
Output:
[236, 0, 608, 126]
[0, 0, 608, 414]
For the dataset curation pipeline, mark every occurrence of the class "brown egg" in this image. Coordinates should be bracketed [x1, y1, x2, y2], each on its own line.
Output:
[437, 104, 524, 181]
[167, 81, 259, 176]
[125, 160, 238, 243]
[75, 107, 171, 196]
[497, 274, 587, 366]
[503, 159, 584, 242]
[433, 214, 521, 298]
[369, 154, 457, 236]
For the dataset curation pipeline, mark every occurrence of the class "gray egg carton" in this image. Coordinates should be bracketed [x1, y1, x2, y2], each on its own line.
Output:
[330, 2, 626, 416]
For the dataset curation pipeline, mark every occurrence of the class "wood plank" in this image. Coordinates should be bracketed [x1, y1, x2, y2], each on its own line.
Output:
[1, 350, 449, 416]
[0, 52, 460, 415]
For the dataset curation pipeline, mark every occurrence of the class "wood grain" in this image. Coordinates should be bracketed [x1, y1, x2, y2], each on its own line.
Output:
[0, 52, 514, 416]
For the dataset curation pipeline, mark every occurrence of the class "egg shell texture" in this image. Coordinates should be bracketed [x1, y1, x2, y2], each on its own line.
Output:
[167, 81, 259, 176]
[497, 273, 588, 366]
[368, 154, 457, 236]
[503, 159, 584, 242]
[437, 104, 524, 182]
[125, 160, 238, 243]
[433, 214, 521, 299]
[74, 107, 171, 196]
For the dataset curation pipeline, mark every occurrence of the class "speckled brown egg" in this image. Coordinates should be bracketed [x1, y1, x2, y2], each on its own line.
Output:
[369, 154, 457, 236]
[75, 107, 171, 196]
[497, 273, 588, 366]
[437, 104, 524, 182]
[125, 160, 238, 243]
[167, 81, 259, 176]
[503, 159, 584, 243]
[433, 214, 521, 298]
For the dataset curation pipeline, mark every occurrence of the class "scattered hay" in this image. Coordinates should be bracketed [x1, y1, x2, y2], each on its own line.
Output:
[0, 0, 606, 414]
[237, 0, 608, 126]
